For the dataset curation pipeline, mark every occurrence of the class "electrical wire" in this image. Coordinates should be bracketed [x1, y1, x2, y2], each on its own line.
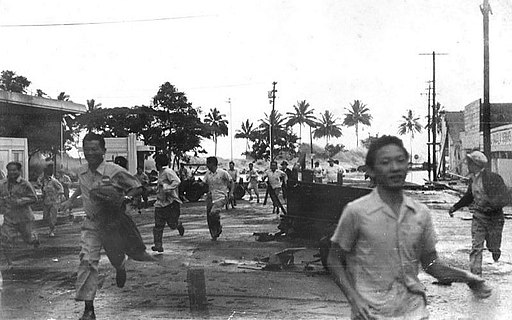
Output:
[0, 14, 214, 28]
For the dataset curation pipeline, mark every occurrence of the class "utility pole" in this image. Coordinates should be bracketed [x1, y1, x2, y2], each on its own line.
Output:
[269, 82, 277, 161]
[421, 82, 432, 181]
[481, 0, 492, 159]
[420, 51, 447, 181]
[226, 98, 233, 161]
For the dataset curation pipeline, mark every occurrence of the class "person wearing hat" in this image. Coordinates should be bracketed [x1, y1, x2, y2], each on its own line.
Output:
[448, 150, 511, 276]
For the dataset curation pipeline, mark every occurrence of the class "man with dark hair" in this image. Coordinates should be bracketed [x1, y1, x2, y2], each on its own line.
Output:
[204, 156, 234, 241]
[247, 163, 260, 203]
[262, 161, 287, 214]
[0, 161, 40, 267]
[151, 154, 184, 253]
[61, 132, 144, 320]
[40, 164, 63, 237]
[114, 156, 128, 170]
[328, 135, 491, 320]
[449, 150, 510, 276]
[227, 161, 240, 208]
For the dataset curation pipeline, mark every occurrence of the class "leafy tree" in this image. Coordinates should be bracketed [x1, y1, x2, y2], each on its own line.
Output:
[150, 82, 210, 165]
[0, 70, 31, 93]
[36, 89, 48, 97]
[360, 134, 380, 149]
[57, 92, 70, 101]
[313, 110, 343, 145]
[286, 100, 317, 143]
[398, 109, 422, 161]
[70, 83, 209, 166]
[234, 119, 256, 156]
[250, 110, 298, 160]
[325, 143, 345, 158]
[204, 108, 229, 156]
[343, 100, 372, 147]
[86, 99, 102, 112]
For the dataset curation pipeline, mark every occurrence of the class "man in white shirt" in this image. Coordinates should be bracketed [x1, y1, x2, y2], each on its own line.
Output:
[262, 161, 287, 214]
[204, 157, 234, 241]
[227, 161, 240, 208]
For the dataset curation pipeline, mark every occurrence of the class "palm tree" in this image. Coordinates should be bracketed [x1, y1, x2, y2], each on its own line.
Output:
[204, 108, 228, 156]
[286, 100, 317, 143]
[57, 92, 70, 101]
[234, 119, 255, 155]
[343, 100, 372, 147]
[313, 110, 343, 145]
[86, 99, 102, 112]
[398, 109, 422, 162]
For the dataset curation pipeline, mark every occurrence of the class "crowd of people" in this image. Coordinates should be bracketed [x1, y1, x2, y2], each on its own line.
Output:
[0, 133, 505, 319]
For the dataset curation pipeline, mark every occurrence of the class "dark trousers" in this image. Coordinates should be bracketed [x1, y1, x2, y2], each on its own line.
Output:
[470, 210, 505, 275]
[153, 202, 181, 246]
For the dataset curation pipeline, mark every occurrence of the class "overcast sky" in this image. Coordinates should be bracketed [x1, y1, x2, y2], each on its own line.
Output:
[1, 0, 511, 160]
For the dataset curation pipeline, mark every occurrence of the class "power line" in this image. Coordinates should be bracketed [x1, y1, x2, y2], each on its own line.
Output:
[0, 14, 214, 28]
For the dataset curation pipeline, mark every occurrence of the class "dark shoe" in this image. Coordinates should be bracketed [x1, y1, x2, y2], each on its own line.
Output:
[116, 268, 126, 288]
[151, 245, 164, 253]
[177, 224, 185, 236]
[492, 252, 501, 262]
[32, 239, 40, 249]
[79, 309, 96, 320]
[468, 281, 492, 299]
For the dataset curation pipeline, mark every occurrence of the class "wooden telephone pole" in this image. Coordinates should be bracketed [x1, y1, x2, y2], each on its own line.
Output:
[481, 0, 492, 159]
[269, 82, 277, 161]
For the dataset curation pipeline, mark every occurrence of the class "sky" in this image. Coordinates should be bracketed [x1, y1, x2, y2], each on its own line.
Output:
[1, 0, 512, 161]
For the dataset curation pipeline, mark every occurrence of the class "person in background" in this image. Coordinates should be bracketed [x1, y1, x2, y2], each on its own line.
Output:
[328, 136, 491, 320]
[324, 159, 338, 184]
[280, 161, 292, 201]
[178, 163, 191, 202]
[57, 170, 72, 200]
[227, 161, 240, 208]
[313, 161, 324, 183]
[246, 163, 260, 203]
[61, 133, 142, 320]
[134, 167, 150, 213]
[204, 156, 234, 241]
[448, 150, 510, 276]
[0, 161, 40, 268]
[40, 165, 64, 237]
[262, 161, 287, 215]
[114, 156, 128, 170]
[151, 154, 185, 253]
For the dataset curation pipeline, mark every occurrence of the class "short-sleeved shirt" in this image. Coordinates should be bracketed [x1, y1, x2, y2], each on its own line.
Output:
[324, 165, 340, 183]
[330, 189, 436, 316]
[247, 168, 259, 183]
[0, 176, 38, 223]
[155, 167, 182, 208]
[227, 168, 240, 183]
[41, 176, 63, 205]
[204, 168, 232, 201]
[78, 161, 141, 222]
[313, 166, 324, 178]
[471, 169, 491, 209]
[264, 169, 287, 190]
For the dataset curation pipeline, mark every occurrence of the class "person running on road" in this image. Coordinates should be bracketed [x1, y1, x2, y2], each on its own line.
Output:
[134, 166, 150, 212]
[448, 150, 510, 276]
[151, 154, 185, 253]
[328, 135, 491, 320]
[262, 161, 287, 214]
[39, 164, 63, 237]
[61, 133, 143, 320]
[0, 161, 40, 267]
[204, 156, 234, 241]
[227, 161, 240, 208]
[247, 163, 260, 203]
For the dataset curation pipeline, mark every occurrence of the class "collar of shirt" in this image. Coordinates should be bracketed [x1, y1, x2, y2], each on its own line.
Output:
[365, 189, 417, 220]
[79, 160, 107, 176]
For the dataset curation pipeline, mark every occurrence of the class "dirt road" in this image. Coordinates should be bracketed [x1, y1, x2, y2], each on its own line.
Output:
[1, 189, 512, 319]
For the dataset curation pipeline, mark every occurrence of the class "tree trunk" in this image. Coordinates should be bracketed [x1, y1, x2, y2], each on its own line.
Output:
[355, 123, 359, 147]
